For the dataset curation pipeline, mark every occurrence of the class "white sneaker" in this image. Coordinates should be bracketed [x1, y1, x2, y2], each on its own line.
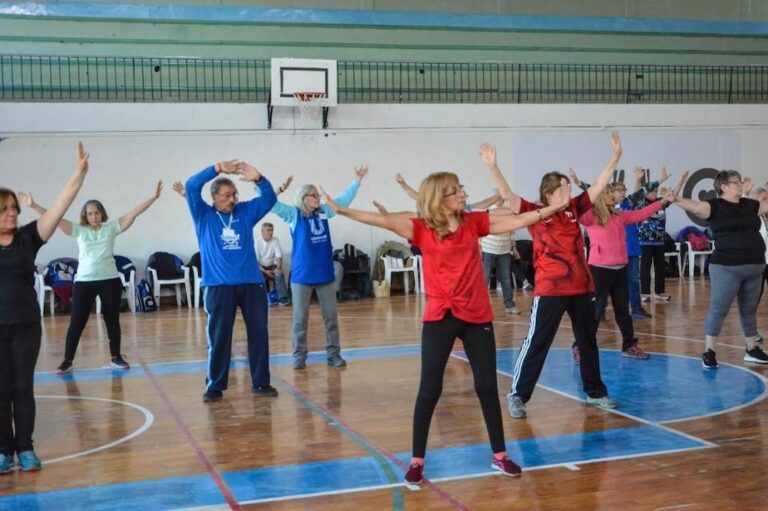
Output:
[522, 280, 532, 290]
[654, 293, 671, 301]
[507, 394, 527, 418]
[586, 395, 618, 410]
[505, 306, 521, 315]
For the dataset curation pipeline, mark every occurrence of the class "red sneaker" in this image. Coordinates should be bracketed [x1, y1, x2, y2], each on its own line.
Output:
[491, 456, 521, 477]
[404, 463, 423, 489]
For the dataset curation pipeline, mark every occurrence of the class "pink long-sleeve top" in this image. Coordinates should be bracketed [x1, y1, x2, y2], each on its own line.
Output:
[580, 201, 665, 266]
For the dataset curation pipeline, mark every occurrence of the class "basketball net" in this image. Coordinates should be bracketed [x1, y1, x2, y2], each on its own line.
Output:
[293, 92, 327, 121]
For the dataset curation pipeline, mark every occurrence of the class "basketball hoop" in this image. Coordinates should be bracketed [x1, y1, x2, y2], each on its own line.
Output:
[293, 91, 328, 121]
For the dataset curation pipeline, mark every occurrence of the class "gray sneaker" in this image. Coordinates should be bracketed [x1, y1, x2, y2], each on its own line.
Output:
[327, 354, 347, 367]
[586, 395, 618, 410]
[507, 394, 527, 418]
[293, 358, 306, 370]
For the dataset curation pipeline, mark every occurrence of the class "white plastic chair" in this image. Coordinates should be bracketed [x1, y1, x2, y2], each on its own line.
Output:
[412, 255, 425, 295]
[381, 255, 418, 295]
[34, 271, 55, 316]
[96, 270, 136, 314]
[190, 265, 203, 309]
[147, 265, 191, 309]
[664, 242, 683, 278]
[683, 240, 715, 277]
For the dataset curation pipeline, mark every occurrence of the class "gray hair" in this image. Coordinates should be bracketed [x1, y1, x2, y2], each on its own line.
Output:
[210, 177, 236, 196]
[713, 170, 741, 197]
[752, 187, 768, 198]
[295, 184, 319, 217]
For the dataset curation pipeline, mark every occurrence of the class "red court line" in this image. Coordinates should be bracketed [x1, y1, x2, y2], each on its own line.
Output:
[129, 340, 242, 511]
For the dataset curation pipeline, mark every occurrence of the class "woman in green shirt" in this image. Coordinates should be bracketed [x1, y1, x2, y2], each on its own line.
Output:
[23, 181, 162, 373]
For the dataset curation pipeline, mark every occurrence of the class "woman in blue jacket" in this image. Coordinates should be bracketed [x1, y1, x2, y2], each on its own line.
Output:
[271, 165, 368, 369]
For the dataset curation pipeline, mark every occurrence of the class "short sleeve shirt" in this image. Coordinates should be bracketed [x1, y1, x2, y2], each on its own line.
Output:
[71, 220, 121, 281]
[520, 191, 594, 296]
[411, 212, 493, 324]
[707, 198, 765, 266]
[0, 221, 45, 324]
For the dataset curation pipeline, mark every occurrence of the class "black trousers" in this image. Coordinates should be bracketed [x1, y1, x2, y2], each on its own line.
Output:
[64, 278, 123, 360]
[413, 311, 505, 458]
[0, 322, 41, 455]
[590, 265, 637, 350]
[640, 244, 666, 295]
[510, 294, 608, 403]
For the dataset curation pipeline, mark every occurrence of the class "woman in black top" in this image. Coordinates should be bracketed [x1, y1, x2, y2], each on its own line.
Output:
[664, 170, 768, 369]
[0, 142, 90, 473]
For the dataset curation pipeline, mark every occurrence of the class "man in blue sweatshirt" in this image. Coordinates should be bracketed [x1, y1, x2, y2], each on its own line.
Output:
[185, 160, 277, 402]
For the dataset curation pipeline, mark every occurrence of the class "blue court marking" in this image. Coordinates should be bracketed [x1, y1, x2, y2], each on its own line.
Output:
[34, 344, 423, 385]
[0, 425, 706, 510]
[493, 348, 767, 423]
[1, 2, 767, 36]
[37, 346, 766, 424]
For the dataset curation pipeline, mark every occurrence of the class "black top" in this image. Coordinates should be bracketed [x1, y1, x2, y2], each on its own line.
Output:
[707, 198, 765, 266]
[0, 221, 44, 325]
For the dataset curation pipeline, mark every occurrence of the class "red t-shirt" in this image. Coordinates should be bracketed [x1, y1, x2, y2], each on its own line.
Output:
[519, 191, 594, 297]
[410, 211, 494, 323]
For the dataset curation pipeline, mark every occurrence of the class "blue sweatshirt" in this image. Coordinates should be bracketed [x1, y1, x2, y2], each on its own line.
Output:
[185, 166, 277, 287]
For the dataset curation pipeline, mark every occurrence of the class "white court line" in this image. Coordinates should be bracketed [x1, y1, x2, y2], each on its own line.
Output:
[37, 395, 155, 465]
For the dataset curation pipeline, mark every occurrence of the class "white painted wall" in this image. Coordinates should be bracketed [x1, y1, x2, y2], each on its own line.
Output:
[2, 102, 767, 276]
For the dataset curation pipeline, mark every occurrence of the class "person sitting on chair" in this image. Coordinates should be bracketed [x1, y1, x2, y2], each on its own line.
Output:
[256, 222, 290, 306]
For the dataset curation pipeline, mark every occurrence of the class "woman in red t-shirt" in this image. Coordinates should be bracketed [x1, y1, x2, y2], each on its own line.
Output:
[480, 132, 623, 420]
[322, 172, 569, 488]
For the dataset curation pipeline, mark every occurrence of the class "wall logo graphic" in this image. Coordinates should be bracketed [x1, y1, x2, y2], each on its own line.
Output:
[681, 168, 718, 227]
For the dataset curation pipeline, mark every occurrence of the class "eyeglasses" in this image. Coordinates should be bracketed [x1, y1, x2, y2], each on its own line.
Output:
[215, 191, 238, 199]
[727, 180, 742, 185]
[444, 185, 467, 198]
[304, 193, 320, 199]
[613, 188, 627, 192]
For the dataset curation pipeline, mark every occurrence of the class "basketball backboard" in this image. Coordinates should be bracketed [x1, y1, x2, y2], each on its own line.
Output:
[270, 58, 338, 107]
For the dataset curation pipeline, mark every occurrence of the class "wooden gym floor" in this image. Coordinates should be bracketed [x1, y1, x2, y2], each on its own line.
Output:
[1, 276, 767, 510]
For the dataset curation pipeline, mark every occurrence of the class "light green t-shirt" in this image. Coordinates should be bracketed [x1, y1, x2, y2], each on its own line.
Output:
[71, 220, 122, 281]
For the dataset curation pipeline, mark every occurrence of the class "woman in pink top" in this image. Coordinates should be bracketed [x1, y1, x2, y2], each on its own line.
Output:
[321, 172, 569, 489]
[580, 179, 681, 358]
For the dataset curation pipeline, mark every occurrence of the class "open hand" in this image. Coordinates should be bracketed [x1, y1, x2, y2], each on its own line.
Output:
[479, 143, 497, 167]
[239, 163, 262, 182]
[319, 186, 340, 213]
[355, 164, 369, 180]
[17, 191, 33, 208]
[76, 141, 90, 175]
[172, 181, 186, 197]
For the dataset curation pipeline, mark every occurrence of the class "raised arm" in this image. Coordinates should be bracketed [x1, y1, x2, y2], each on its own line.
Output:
[470, 192, 501, 210]
[395, 173, 419, 201]
[372, 200, 418, 219]
[17, 192, 74, 235]
[569, 168, 589, 191]
[479, 143, 522, 213]
[321, 187, 413, 240]
[662, 185, 711, 219]
[586, 132, 623, 203]
[488, 181, 570, 234]
[172, 181, 186, 198]
[184, 159, 240, 217]
[119, 181, 162, 232]
[36, 142, 90, 241]
[276, 175, 293, 195]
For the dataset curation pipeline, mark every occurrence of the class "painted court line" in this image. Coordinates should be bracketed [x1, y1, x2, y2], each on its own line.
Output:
[37, 394, 155, 465]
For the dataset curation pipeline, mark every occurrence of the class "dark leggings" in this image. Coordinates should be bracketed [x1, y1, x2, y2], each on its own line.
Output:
[64, 278, 123, 360]
[413, 311, 505, 458]
[640, 244, 666, 295]
[0, 322, 42, 455]
[590, 265, 637, 350]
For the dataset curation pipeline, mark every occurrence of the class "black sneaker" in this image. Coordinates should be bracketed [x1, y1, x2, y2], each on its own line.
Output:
[202, 390, 223, 403]
[252, 385, 278, 397]
[744, 346, 768, 364]
[56, 359, 73, 375]
[702, 349, 718, 369]
[110, 355, 130, 370]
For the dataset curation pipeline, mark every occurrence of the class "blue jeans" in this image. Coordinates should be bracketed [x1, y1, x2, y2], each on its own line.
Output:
[482, 252, 516, 309]
[262, 265, 289, 302]
[626, 256, 641, 312]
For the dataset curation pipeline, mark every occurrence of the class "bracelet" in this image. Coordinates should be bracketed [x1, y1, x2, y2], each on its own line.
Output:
[536, 209, 542, 220]
[215, 162, 222, 173]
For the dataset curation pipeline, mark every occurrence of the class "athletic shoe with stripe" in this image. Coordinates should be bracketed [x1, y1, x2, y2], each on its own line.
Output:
[744, 346, 768, 364]
[491, 456, 522, 477]
[404, 463, 423, 489]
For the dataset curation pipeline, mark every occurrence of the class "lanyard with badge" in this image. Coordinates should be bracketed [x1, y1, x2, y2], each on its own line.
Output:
[216, 211, 236, 240]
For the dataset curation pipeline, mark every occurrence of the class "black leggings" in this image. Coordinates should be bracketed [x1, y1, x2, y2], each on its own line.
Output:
[64, 278, 123, 360]
[640, 245, 666, 295]
[0, 322, 41, 455]
[413, 311, 505, 458]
